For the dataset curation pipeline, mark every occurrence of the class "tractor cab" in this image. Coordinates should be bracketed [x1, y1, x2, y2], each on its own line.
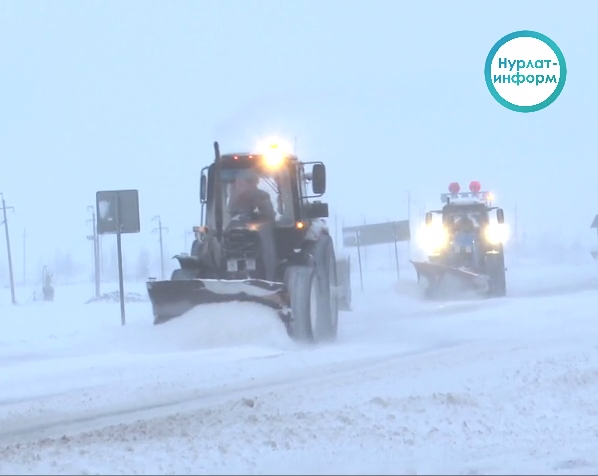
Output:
[188, 139, 329, 282]
[423, 181, 505, 259]
[198, 140, 328, 240]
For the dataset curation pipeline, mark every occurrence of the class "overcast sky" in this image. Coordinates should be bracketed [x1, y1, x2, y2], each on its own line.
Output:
[1, 0, 596, 279]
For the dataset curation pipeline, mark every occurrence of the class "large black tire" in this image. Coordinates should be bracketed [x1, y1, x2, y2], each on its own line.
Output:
[336, 256, 352, 311]
[284, 265, 314, 341]
[486, 252, 506, 297]
[310, 234, 339, 340]
[285, 235, 338, 342]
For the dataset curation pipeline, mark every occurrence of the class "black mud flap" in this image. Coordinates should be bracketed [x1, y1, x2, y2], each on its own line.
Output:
[146, 278, 291, 327]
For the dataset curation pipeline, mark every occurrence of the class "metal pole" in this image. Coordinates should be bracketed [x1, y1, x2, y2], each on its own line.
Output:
[159, 222, 164, 280]
[388, 221, 392, 264]
[184, 230, 194, 252]
[22, 228, 26, 285]
[93, 210, 100, 296]
[115, 195, 126, 325]
[334, 214, 339, 250]
[362, 216, 367, 270]
[406, 190, 411, 256]
[514, 203, 519, 250]
[87, 206, 100, 297]
[0, 193, 16, 304]
[392, 223, 400, 280]
[355, 230, 364, 291]
[152, 216, 168, 280]
[99, 234, 103, 280]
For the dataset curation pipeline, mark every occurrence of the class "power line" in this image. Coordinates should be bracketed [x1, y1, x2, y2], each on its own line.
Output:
[0, 193, 16, 304]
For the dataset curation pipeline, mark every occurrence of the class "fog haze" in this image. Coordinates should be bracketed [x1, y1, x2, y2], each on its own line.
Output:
[1, 0, 596, 281]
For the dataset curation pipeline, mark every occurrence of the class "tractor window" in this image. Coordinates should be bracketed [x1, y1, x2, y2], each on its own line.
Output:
[218, 167, 295, 228]
[448, 211, 487, 229]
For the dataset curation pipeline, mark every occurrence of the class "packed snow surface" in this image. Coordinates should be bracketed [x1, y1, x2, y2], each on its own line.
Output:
[1, 260, 598, 474]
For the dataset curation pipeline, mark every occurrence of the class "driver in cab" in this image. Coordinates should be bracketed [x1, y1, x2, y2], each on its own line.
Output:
[454, 214, 479, 233]
[228, 176, 276, 221]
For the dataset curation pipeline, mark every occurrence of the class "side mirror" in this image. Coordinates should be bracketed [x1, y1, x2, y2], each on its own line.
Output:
[425, 212, 433, 225]
[496, 208, 504, 224]
[200, 174, 207, 202]
[312, 163, 326, 195]
[307, 201, 329, 218]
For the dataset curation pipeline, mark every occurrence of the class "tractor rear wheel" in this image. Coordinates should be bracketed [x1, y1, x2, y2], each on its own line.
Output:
[486, 252, 506, 297]
[285, 261, 335, 342]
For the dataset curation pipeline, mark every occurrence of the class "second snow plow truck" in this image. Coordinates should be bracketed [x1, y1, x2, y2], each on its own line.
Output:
[411, 181, 508, 299]
[146, 139, 350, 342]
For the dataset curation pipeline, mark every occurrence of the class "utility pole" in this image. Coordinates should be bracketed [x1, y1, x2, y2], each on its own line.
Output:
[87, 205, 100, 297]
[334, 214, 340, 250]
[98, 234, 103, 279]
[22, 228, 26, 285]
[362, 216, 367, 270]
[514, 203, 519, 250]
[183, 230, 193, 251]
[405, 190, 412, 255]
[152, 216, 168, 280]
[0, 193, 16, 304]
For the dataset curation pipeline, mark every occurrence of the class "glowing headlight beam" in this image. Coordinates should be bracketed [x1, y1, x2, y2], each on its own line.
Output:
[485, 223, 508, 244]
[418, 223, 449, 255]
[256, 137, 292, 168]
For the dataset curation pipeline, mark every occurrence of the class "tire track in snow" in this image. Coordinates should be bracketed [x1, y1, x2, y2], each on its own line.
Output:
[0, 340, 467, 446]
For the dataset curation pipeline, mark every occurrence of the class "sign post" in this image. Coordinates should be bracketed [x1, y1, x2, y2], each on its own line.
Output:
[86, 205, 101, 298]
[355, 230, 364, 291]
[342, 220, 410, 288]
[96, 189, 140, 325]
[392, 222, 400, 280]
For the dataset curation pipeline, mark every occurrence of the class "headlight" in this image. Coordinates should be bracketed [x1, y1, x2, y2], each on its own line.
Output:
[485, 224, 508, 244]
[257, 137, 292, 168]
[419, 224, 449, 254]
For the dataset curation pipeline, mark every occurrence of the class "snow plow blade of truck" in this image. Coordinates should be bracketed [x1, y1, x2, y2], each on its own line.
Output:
[410, 260, 488, 297]
[146, 278, 291, 327]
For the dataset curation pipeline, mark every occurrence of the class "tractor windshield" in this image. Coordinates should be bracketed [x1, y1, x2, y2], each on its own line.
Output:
[445, 207, 488, 232]
[218, 166, 295, 228]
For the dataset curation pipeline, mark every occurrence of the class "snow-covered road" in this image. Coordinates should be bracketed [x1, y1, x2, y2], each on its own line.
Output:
[1, 261, 598, 474]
